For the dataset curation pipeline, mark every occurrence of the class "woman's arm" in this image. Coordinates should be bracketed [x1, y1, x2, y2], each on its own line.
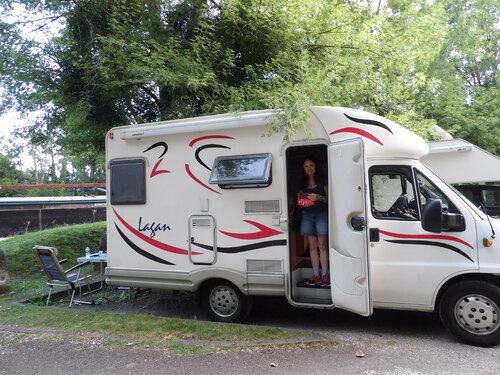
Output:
[307, 186, 327, 203]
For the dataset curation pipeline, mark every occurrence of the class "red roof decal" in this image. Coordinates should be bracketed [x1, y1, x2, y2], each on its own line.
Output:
[189, 135, 234, 147]
[330, 127, 383, 145]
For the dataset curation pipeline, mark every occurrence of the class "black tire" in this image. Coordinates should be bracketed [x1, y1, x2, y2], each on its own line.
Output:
[439, 280, 500, 347]
[202, 280, 252, 323]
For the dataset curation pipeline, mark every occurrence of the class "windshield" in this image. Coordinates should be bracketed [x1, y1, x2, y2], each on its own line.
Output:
[420, 165, 486, 220]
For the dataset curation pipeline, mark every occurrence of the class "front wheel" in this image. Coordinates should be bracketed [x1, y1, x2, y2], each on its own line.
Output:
[201, 280, 252, 323]
[439, 280, 500, 347]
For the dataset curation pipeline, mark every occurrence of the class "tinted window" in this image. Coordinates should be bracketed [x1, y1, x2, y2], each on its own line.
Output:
[483, 189, 500, 207]
[209, 153, 272, 188]
[110, 159, 146, 204]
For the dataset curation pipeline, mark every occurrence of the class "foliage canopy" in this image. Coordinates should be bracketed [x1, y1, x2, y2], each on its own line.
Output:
[0, 0, 498, 174]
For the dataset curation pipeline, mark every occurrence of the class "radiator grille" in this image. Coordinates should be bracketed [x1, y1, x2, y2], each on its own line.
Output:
[244, 200, 280, 214]
[247, 259, 283, 274]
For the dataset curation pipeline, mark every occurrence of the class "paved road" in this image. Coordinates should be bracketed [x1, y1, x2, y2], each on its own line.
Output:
[1, 292, 499, 374]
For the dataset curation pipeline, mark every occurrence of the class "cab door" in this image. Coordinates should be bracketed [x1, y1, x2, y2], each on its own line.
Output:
[328, 138, 372, 316]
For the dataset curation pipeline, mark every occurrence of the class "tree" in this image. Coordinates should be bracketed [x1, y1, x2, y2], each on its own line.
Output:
[0, 0, 497, 171]
[417, 0, 499, 154]
[0, 150, 32, 196]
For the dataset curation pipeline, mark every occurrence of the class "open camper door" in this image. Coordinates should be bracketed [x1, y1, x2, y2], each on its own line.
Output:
[328, 138, 372, 316]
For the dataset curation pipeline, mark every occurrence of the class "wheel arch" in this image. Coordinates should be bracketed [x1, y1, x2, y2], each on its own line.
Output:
[190, 268, 248, 295]
[434, 273, 500, 310]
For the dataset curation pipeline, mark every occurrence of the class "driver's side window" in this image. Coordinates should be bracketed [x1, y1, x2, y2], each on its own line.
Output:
[415, 170, 460, 214]
[369, 166, 418, 221]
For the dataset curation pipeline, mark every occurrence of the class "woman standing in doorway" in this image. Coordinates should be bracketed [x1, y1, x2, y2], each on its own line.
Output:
[298, 157, 330, 287]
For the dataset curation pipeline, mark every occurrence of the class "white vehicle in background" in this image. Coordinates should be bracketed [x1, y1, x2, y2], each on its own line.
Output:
[105, 106, 500, 347]
[422, 139, 500, 218]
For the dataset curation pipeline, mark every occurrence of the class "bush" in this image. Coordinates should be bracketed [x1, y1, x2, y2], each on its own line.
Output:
[0, 222, 106, 277]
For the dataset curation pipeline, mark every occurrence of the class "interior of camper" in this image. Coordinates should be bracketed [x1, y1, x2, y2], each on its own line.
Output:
[285, 144, 332, 305]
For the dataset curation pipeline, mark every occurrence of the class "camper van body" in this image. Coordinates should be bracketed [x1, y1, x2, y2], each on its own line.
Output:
[105, 107, 500, 347]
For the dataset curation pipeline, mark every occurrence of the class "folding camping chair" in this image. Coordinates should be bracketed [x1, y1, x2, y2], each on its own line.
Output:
[33, 245, 94, 307]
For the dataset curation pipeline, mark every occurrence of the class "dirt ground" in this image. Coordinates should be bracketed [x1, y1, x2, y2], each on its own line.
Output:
[7, 286, 500, 375]
[59, 286, 205, 320]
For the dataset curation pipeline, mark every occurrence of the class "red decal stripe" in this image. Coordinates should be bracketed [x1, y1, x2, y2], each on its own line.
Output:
[185, 164, 221, 194]
[330, 127, 383, 145]
[150, 158, 170, 177]
[379, 230, 474, 249]
[113, 208, 201, 255]
[219, 220, 283, 240]
[189, 135, 234, 147]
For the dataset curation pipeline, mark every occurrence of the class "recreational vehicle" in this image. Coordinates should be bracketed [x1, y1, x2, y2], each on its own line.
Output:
[105, 107, 500, 347]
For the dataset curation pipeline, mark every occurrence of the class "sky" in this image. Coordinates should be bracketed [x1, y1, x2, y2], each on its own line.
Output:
[0, 111, 20, 136]
[0, 110, 33, 170]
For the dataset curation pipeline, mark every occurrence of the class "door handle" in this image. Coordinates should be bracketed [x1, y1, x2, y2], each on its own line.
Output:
[369, 228, 380, 242]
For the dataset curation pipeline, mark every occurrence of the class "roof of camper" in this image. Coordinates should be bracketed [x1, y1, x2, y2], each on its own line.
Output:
[114, 106, 429, 160]
[309, 106, 429, 160]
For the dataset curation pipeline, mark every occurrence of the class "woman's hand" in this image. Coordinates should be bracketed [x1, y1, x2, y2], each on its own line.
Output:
[308, 193, 320, 201]
[308, 193, 326, 202]
[300, 200, 313, 207]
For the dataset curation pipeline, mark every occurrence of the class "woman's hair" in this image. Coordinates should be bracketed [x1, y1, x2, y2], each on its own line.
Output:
[299, 156, 325, 190]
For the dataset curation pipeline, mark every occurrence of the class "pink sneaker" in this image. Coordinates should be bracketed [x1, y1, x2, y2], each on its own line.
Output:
[321, 275, 330, 287]
[305, 275, 320, 286]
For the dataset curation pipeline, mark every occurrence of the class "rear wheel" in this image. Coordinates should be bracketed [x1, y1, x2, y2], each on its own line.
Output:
[439, 280, 500, 347]
[202, 280, 252, 323]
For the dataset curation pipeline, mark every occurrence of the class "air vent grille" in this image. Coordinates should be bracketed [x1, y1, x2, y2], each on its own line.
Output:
[191, 218, 212, 227]
[244, 200, 280, 214]
[247, 259, 282, 274]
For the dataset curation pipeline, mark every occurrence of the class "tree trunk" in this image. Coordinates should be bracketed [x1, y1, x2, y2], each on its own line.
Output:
[0, 249, 11, 295]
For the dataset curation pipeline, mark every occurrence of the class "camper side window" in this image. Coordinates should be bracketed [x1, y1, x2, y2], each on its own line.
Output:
[110, 159, 146, 205]
[369, 166, 418, 221]
[209, 153, 272, 189]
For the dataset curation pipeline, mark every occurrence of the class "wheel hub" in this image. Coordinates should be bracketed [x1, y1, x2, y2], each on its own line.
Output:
[455, 294, 500, 335]
[209, 286, 238, 318]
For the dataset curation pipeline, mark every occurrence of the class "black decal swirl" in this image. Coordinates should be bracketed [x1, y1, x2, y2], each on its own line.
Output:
[344, 113, 393, 134]
[385, 239, 474, 262]
[115, 224, 175, 265]
[143, 142, 168, 158]
[191, 239, 287, 253]
[195, 144, 231, 171]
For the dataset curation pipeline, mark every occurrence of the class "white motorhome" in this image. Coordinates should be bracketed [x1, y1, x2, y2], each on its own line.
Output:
[105, 107, 500, 347]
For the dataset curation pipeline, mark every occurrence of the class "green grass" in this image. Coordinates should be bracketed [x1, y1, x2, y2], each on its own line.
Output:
[0, 223, 304, 354]
[0, 303, 290, 342]
[0, 221, 106, 277]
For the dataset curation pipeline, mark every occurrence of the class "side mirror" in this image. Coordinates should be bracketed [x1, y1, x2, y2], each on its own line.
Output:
[443, 212, 466, 232]
[422, 199, 442, 233]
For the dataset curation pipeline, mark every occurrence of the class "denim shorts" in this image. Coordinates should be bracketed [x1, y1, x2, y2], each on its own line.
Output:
[300, 210, 328, 236]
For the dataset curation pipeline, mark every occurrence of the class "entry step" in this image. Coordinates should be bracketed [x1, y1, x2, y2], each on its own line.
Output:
[293, 296, 333, 305]
[296, 279, 331, 289]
